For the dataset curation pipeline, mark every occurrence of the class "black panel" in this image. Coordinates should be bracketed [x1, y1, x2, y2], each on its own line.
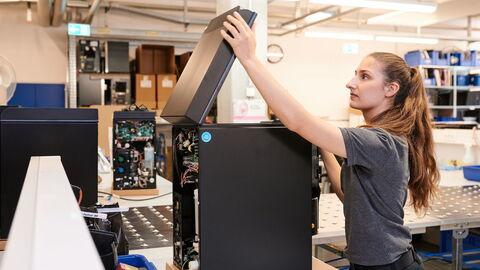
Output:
[106, 41, 130, 73]
[198, 125, 311, 270]
[161, 7, 257, 124]
[0, 107, 98, 239]
[78, 74, 103, 106]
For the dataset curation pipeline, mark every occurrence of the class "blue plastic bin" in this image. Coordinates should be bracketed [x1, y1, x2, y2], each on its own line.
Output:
[118, 254, 157, 270]
[449, 52, 462, 66]
[463, 165, 480, 181]
[471, 75, 480, 86]
[462, 51, 478, 66]
[450, 51, 478, 66]
[405, 50, 434, 66]
[435, 116, 461, 122]
[457, 75, 471, 86]
[434, 51, 450, 65]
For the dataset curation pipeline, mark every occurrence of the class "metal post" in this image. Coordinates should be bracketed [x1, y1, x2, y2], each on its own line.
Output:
[452, 228, 468, 270]
[68, 35, 77, 108]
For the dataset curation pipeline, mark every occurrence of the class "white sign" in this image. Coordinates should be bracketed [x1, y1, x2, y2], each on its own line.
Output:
[162, 78, 174, 88]
[140, 77, 152, 88]
[233, 99, 268, 123]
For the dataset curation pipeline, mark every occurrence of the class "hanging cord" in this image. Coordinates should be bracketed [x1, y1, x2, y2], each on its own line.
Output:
[71, 185, 83, 205]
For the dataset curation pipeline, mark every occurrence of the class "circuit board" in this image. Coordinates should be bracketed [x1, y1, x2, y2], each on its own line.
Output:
[113, 115, 157, 191]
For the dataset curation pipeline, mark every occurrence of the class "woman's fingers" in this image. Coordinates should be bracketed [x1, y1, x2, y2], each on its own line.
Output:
[233, 11, 250, 30]
[222, 21, 239, 38]
[220, 29, 234, 45]
[226, 14, 246, 34]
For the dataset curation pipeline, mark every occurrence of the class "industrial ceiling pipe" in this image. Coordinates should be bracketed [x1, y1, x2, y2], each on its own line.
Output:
[83, 0, 102, 24]
[36, 0, 52, 26]
[51, 0, 68, 26]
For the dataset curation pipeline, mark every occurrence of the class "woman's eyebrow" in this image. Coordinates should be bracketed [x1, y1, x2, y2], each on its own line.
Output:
[357, 69, 372, 74]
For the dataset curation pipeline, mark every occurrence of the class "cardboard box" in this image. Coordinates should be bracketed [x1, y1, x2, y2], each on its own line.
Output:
[89, 105, 126, 158]
[157, 74, 177, 110]
[136, 45, 176, 74]
[135, 74, 157, 109]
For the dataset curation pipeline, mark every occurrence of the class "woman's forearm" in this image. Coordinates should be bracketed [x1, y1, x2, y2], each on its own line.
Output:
[320, 149, 344, 202]
[242, 57, 309, 131]
[241, 58, 347, 158]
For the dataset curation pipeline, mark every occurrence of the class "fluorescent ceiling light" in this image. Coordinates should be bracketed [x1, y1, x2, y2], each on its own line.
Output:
[304, 11, 332, 23]
[367, 11, 405, 24]
[309, 0, 437, 13]
[375, 35, 439, 44]
[305, 31, 374, 41]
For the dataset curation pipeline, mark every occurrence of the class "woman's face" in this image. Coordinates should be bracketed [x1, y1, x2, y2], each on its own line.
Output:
[346, 56, 389, 111]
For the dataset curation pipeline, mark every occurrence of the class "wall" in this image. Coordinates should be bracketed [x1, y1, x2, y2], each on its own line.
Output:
[266, 34, 468, 121]
[0, 4, 68, 83]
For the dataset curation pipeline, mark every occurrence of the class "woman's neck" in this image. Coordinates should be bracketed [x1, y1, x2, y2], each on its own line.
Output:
[362, 104, 391, 124]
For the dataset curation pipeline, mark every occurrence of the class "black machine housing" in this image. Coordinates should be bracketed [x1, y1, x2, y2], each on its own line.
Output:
[0, 107, 98, 238]
[161, 6, 320, 270]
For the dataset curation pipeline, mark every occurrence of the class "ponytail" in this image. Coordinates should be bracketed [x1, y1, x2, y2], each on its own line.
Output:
[366, 52, 439, 214]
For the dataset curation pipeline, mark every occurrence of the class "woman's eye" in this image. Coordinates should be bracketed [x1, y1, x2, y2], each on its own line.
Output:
[361, 74, 369, 80]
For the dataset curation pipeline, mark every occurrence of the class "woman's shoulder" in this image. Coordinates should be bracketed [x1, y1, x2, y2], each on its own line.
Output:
[361, 127, 408, 147]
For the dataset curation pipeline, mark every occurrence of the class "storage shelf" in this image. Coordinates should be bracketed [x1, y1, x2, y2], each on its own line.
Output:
[457, 105, 480, 110]
[418, 65, 480, 71]
[430, 105, 454, 109]
[430, 105, 480, 110]
[425, 86, 473, 91]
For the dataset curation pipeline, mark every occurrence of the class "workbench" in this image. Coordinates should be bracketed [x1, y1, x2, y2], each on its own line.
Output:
[314, 185, 480, 270]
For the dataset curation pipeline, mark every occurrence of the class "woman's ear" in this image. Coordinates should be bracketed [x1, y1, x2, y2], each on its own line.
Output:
[384, 82, 400, 98]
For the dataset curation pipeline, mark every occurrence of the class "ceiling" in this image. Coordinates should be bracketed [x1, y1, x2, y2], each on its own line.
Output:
[2, 0, 480, 41]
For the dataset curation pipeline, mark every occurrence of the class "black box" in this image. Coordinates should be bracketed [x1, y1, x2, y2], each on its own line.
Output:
[0, 107, 98, 238]
[171, 124, 313, 270]
[106, 41, 130, 73]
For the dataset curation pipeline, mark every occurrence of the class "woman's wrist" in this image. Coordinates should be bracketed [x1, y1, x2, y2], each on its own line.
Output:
[240, 55, 260, 70]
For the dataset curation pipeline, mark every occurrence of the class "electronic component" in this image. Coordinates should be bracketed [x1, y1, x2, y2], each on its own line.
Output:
[172, 128, 199, 268]
[111, 78, 131, 105]
[113, 111, 156, 191]
[78, 39, 101, 73]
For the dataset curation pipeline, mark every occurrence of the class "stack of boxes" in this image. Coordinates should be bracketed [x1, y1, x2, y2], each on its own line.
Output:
[135, 45, 177, 111]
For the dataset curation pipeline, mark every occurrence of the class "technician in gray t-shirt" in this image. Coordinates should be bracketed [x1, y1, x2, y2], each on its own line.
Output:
[222, 14, 439, 269]
[339, 127, 412, 265]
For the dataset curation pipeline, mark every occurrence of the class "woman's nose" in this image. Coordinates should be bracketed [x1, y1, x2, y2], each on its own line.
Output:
[346, 78, 356, 91]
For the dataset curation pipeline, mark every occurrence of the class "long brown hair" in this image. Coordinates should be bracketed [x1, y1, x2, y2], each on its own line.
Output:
[365, 52, 439, 214]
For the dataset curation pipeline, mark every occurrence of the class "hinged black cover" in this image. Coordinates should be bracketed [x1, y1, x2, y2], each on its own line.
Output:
[160, 6, 257, 124]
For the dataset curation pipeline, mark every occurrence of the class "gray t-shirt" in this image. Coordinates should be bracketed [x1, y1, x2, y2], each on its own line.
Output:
[339, 127, 412, 266]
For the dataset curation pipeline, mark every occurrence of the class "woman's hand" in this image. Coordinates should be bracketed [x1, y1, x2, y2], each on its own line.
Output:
[220, 11, 257, 65]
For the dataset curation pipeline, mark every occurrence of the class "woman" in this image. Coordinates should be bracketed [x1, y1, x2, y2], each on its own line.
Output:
[221, 12, 439, 270]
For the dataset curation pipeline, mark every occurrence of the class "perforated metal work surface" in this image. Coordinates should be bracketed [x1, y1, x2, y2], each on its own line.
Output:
[314, 186, 480, 245]
[122, 205, 174, 250]
[428, 185, 480, 222]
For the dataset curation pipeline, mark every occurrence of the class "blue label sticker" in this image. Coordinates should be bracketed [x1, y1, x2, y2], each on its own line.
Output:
[201, 132, 212, 143]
